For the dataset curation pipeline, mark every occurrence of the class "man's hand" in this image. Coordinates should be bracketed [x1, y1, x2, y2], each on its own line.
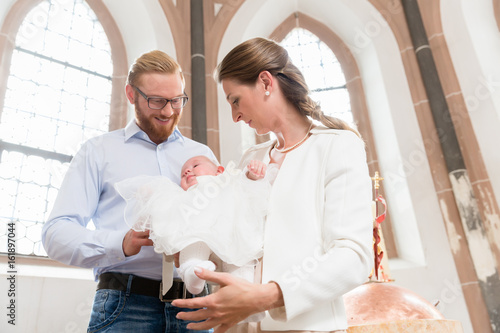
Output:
[122, 229, 154, 257]
[174, 252, 180, 267]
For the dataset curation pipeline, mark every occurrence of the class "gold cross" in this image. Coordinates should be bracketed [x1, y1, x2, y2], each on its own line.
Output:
[371, 171, 384, 190]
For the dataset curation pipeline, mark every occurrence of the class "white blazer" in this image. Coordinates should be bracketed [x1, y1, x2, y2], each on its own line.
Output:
[238, 127, 373, 331]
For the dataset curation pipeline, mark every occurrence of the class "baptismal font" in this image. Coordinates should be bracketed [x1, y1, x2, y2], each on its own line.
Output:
[343, 172, 464, 333]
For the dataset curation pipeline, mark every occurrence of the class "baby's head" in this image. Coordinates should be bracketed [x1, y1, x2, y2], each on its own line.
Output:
[180, 155, 224, 190]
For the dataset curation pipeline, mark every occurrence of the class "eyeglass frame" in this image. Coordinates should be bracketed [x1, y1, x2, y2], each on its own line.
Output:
[133, 86, 189, 110]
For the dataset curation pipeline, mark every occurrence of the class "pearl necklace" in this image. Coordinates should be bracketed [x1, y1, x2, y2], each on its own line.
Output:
[274, 123, 314, 153]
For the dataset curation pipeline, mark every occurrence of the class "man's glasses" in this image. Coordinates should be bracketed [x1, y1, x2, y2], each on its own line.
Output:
[133, 86, 188, 110]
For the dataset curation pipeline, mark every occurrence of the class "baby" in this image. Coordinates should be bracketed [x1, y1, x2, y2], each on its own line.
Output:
[181, 155, 267, 189]
[116, 156, 273, 302]
[176, 155, 268, 294]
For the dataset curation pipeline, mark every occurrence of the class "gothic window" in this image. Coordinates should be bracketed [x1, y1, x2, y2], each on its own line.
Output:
[281, 28, 353, 126]
[0, 0, 112, 256]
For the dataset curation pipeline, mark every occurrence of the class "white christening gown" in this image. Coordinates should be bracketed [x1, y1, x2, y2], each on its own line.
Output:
[115, 163, 276, 267]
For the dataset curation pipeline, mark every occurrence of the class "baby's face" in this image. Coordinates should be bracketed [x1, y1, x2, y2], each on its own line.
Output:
[180, 156, 219, 190]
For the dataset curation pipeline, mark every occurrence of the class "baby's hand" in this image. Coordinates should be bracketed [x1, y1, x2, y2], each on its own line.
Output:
[246, 160, 267, 180]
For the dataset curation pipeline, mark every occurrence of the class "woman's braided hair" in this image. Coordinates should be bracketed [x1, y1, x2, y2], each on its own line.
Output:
[215, 37, 360, 137]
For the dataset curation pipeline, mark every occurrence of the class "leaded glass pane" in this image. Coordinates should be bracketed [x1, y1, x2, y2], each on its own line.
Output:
[0, 0, 112, 256]
[281, 28, 353, 126]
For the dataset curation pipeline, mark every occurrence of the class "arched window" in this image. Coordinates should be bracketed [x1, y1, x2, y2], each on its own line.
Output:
[0, 0, 112, 256]
[280, 28, 353, 126]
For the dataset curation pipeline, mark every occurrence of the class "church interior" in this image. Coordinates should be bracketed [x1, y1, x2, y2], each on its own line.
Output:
[1, 0, 500, 332]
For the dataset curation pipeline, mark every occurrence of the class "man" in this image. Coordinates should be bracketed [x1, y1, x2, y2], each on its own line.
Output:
[42, 50, 215, 332]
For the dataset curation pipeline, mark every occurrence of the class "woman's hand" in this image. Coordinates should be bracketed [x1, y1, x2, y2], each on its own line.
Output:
[172, 268, 283, 332]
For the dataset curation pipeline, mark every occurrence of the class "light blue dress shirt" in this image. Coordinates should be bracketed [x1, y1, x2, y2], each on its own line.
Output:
[42, 120, 216, 281]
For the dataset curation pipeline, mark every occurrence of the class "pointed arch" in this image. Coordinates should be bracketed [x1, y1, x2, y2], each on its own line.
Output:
[270, 12, 397, 258]
[0, 0, 127, 129]
[0, 0, 127, 256]
[280, 28, 352, 124]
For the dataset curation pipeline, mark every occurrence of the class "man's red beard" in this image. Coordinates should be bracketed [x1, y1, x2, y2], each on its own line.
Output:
[134, 101, 181, 144]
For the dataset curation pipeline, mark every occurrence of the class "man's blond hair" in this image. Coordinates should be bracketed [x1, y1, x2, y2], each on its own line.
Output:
[127, 50, 185, 88]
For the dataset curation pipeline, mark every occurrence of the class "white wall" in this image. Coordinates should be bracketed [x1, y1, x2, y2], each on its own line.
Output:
[102, 0, 176, 120]
[0, 0, 16, 24]
[103, 0, 176, 66]
[0, 257, 95, 333]
[441, 0, 500, 234]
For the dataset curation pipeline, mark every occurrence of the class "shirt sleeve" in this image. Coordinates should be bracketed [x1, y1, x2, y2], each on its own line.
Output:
[269, 131, 374, 321]
[41, 139, 127, 268]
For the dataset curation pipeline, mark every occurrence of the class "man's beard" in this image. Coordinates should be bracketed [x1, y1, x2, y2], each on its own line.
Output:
[134, 101, 181, 143]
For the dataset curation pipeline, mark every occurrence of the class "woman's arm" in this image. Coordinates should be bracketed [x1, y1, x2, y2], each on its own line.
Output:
[172, 268, 284, 332]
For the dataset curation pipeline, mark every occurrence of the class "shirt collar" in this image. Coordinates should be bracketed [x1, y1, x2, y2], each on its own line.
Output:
[124, 120, 185, 144]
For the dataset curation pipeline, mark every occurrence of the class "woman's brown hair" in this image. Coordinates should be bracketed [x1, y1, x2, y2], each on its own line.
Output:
[215, 37, 359, 137]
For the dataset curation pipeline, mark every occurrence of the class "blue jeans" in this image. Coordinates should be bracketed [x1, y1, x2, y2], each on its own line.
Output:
[87, 289, 211, 332]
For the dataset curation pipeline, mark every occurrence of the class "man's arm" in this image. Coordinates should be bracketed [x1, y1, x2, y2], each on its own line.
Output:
[41, 140, 128, 268]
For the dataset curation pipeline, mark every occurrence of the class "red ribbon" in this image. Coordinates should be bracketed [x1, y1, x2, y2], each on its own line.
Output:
[374, 195, 386, 225]
[373, 195, 387, 280]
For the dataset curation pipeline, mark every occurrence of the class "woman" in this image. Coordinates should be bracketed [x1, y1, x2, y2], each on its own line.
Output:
[173, 37, 373, 333]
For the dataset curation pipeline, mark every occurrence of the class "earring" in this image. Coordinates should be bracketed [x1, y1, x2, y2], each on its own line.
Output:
[265, 91, 270, 96]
